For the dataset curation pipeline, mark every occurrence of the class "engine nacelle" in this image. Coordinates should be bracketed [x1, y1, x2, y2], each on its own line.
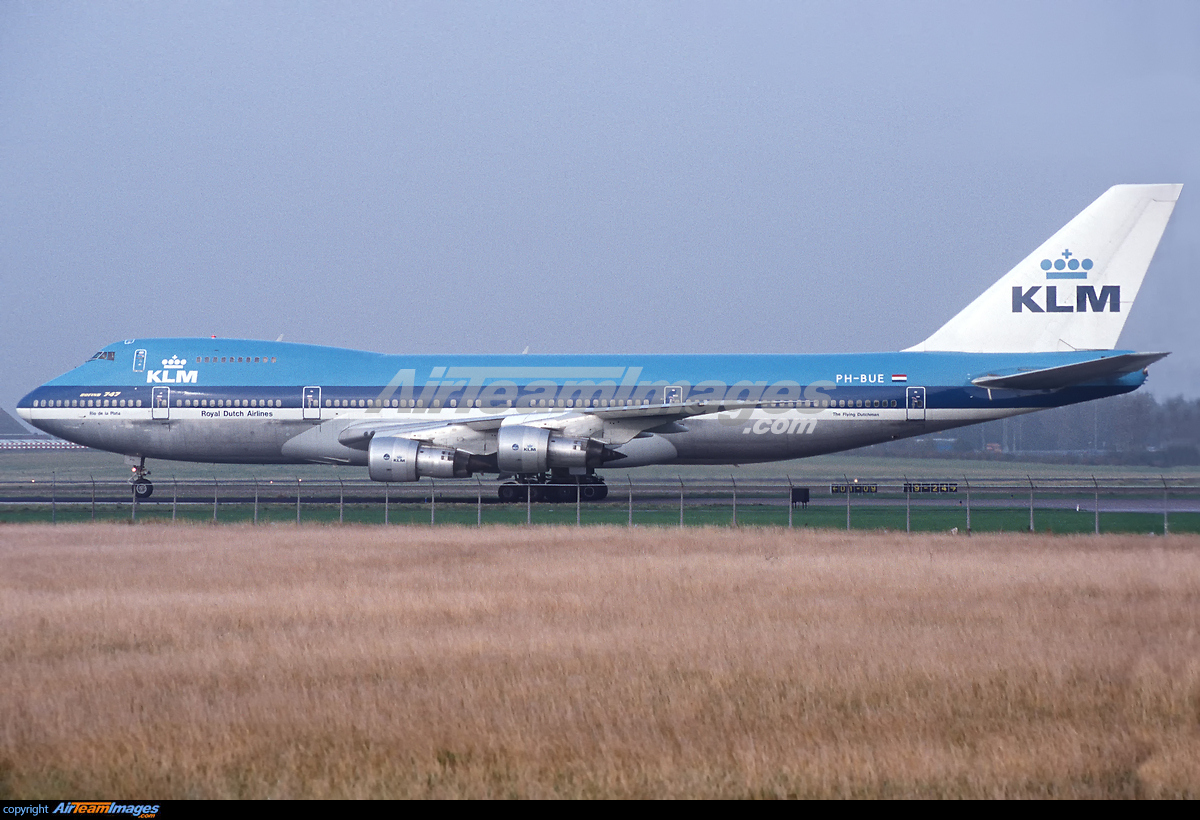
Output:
[368, 436, 472, 482]
[496, 425, 610, 474]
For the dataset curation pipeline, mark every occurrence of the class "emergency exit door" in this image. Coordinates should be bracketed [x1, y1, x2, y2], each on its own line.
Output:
[152, 386, 170, 420]
[906, 387, 926, 421]
[303, 386, 322, 420]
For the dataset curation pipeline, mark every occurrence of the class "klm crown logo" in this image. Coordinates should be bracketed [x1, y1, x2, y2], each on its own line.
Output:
[1013, 246, 1117, 315]
[1041, 249, 1092, 280]
[147, 355, 198, 384]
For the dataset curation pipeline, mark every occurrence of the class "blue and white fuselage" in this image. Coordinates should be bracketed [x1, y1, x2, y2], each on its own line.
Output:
[16, 184, 1182, 497]
[17, 344, 1152, 465]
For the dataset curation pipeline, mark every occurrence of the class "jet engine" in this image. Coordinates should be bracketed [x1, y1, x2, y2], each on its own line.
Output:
[368, 436, 473, 482]
[496, 425, 617, 474]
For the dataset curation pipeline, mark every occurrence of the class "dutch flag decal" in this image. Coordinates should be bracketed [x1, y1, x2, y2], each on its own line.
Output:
[891, 374, 908, 383]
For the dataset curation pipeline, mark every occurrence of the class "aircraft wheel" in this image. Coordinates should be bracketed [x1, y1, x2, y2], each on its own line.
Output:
[133, 478, 154, 499]
[581, 484, 601, 501]
[498, 483, 520, 503]
[595, 485, 609, 501]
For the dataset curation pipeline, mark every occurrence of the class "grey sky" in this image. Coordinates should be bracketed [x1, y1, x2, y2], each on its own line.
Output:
[2, 1, 1198, 416]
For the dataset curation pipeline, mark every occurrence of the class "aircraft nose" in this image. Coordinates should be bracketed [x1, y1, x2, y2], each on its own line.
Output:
[16, 391, 36, 421]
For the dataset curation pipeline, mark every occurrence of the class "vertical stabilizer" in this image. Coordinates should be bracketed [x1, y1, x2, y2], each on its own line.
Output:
[906, 184, 1181, 353]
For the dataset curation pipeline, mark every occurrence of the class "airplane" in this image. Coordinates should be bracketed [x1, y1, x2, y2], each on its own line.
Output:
[17, 184, 1182, 502]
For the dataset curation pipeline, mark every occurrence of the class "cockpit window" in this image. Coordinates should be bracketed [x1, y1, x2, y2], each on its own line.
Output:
[88, 351, 115, 362]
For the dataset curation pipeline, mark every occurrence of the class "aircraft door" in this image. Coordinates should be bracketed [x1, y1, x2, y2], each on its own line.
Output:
[303, 386, 322, 420]
[664, 386, 683, 405]
[152, 386, 170, 420]
[906, 387, 926, 421]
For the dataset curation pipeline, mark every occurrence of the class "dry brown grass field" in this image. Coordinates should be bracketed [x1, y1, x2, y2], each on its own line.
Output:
[2, 524, 1198, 798]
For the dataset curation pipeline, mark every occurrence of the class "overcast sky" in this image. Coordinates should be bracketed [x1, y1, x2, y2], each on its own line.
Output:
[2, 0, 1198, 415]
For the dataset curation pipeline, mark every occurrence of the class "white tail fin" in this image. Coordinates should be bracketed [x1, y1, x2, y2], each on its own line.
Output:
[906, 184, 1182, 353]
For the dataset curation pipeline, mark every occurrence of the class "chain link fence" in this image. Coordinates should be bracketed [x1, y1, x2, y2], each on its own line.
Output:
[2, 474, 1198, 533]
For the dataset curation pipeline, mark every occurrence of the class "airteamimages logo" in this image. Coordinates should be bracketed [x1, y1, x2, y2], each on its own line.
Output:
[1013, 248, 1118, 314]
[1041, 248, 1093, 279]
[48, 804, 159, 817]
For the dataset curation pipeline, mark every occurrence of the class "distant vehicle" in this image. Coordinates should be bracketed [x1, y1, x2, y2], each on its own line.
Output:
[19, 184, 1181, 501]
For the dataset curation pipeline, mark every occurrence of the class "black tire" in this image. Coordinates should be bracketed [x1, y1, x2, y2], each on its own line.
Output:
[498, 483, 520, 503]
[133, 479, 154, 499]
[581, 484, 600, 501]
[595, 485, 609, 501]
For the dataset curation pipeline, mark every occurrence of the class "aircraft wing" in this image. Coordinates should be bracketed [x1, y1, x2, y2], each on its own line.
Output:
[336, 399, 757, 452]
[970, 352, 1169, 391]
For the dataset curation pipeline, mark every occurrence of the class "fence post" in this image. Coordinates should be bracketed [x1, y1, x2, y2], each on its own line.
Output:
[338, 477, 345, 524]
[252, 479, 258, 525]
[174, 477, 179, 523]
[51, 472, 57, 525]
[90, 474, 96, 522]
[679, 476, 685, 529]
[731, 475, 737, 528]
[131, 475, 137, 523]
[430, 479, 436, 526]
[1162, 475, 1169, 536]
[384, 482, 389, 525]
[1092, 476, 1099, 535]
[964, 476, 971, 535]
[904, 474, 910, 534]
[477, 478, 483, 527]
[576, 479, 581, 526]
[527, 481, 532, 526]
[296, 478, 301, 525]
[787, 474, 793, 529]
[628, 476, 633, 528]
[844, 474, 851, 532]
[1027, 476, 1034, 532]
[213, 478, 218, 523]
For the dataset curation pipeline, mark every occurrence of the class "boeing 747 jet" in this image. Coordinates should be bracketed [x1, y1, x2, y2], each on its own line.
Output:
[18, 184, 1182, 501]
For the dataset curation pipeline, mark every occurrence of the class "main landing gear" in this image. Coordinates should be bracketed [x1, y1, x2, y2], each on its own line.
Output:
[126, 455, 154, 499]
[498, 473, 609, 503]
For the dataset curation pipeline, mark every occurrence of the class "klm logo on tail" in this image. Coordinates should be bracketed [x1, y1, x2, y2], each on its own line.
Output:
[1012, 249, 1118, 313]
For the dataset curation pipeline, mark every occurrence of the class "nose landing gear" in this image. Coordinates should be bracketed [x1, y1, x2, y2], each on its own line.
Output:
[127, 455, 154, 499]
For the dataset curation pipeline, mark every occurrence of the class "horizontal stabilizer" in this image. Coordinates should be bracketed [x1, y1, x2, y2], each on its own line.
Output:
[971, 352, 1168, 390]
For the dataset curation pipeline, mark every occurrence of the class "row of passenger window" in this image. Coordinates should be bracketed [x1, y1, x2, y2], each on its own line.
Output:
[176, 399, 283, 408]
[324, 397, 668, 409]
[839, 400, 898, 408]
[318, 398, 899, 410]
[34, 396, 901, 411]
[197, 356, 278, 364]
[34, 399, 141, 408]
